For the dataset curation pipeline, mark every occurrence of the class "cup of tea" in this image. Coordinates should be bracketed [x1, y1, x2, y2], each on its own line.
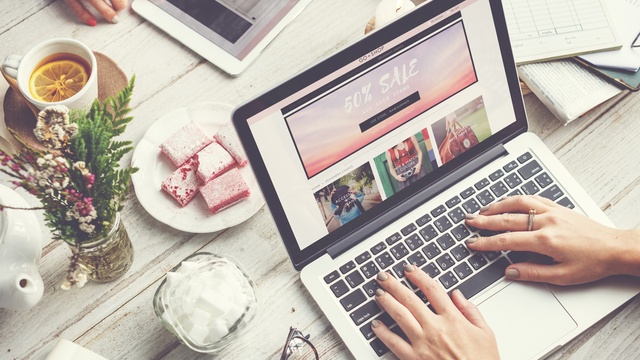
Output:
[1, 38, 98, 112]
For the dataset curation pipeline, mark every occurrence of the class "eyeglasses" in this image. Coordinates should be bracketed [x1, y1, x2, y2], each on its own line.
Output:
[280, 326, 319, 360]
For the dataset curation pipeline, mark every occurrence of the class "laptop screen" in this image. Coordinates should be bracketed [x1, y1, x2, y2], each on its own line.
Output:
[234, 0, 526, 270]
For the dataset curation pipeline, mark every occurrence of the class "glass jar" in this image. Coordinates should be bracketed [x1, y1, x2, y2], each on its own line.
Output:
[153, 252, 258, 354]
[72, 212, 134, 282]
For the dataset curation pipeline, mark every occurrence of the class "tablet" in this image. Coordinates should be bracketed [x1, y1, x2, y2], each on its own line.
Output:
[132, 0, 313, 76]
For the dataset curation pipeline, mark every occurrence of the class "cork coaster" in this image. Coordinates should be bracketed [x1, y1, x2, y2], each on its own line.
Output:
[3, 52, 128, 151]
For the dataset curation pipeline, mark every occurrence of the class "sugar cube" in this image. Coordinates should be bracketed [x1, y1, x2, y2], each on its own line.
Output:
[214, 122, 248, 166]
[161, 157, 200, 207]
[199, 168, 250, 214]
[160, 122, 213, 167]
[195, 142, 236, 183]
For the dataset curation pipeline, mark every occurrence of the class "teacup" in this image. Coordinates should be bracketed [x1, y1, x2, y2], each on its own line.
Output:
[1, 38, 98, 112]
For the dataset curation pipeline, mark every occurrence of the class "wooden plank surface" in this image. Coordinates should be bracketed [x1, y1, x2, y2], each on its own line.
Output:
[1, 1, 639, 359]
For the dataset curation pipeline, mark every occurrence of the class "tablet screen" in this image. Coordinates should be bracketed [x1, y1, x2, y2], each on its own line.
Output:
[150, 0, 300, 60]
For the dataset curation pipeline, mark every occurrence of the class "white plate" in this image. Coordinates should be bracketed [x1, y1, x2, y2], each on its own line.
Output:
[131, 102, 264, 233]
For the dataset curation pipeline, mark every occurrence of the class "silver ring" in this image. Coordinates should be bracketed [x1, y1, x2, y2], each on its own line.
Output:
[527, 209, 536, 231]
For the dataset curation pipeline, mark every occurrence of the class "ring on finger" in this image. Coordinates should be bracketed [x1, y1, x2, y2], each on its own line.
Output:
[527, 209, 536, 231]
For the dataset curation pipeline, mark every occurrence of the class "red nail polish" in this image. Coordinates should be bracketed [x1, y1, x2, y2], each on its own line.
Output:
[87, 18, 97, 27]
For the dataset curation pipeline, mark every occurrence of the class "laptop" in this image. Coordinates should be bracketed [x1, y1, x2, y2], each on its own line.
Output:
[232, 0, 640, 358]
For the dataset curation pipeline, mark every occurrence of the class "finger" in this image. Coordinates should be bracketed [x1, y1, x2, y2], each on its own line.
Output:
[450, 289, 491, 331]
[477, 195, 552, 216]
[87, 0, 119, 23]
[404, 264, 456, 316]
[466, 212, 534, 232]
[371, 319, 414, 358]
[375, 272, 424, 340]
[110, 0, 128, 11]
[504, 263, 566, 284]
[65, 0, 97, 26]
[466, 230, 544, 253]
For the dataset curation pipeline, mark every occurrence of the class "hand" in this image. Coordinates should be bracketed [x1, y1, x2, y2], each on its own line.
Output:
[64, 0, 128, 26]
[465, 195, 640, 285]
[372, 265, 499, 360]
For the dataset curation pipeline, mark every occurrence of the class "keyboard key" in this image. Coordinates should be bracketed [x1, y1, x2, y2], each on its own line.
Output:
[385, 232, 402, 245]
[360, 261, 379, 279]
[447, 207, 466, 224]
[407, 252, 427, 267]
[539, 184, 564, 201]
[517, 152, 532, 164]
[468, 253, 488, 270]
[460, 186, 476, 199]
[330, 280, 349, 298]
[451, 224, 471, 241]
[439, 271, 459, 289]
[489, 169, 504, 181]
[340, 261, 356, 274]
[445, 195, 461, 208]
[340, 289, 366, 311]
[324, 270, 339, 284]
[535, 172, 553, 188]
[375, 252, 394, 269]
[436, 233, 456, 251]
[355, 252, 372, 264]
[503, 161, 518, 172]
[401, 223, 417, 236]
[557, 197, 575, 209]
[490, 181, 508, 198]
[416, 214, 432, 227]
[434, 215, 453, 232]
[508, 189, 523, 196]
[370, 338, 389, 356]
[421, 263, 441, 278]
[507, 251, 531, 263]
[362, 279, 381, 297]
[476, 189, 495, 206]
[422, 242, 441, 259]
[521, 181, 540, 195]
[361, 312, 394, 340]
[452, 257, 509, 299]
[451, 244, 471, 261]
[391, 243, 410, 260]
[453, 262, 473, 280]
[431, 205, 447, 217]
[345, 270, 365, 288]
[474, 178, 490, 190]
[462, 198, 481, 214]
[392, 261, 409, 278]
[518, 160, 542, 180]
[404, 233, 424, 251]
[371, 242, 387, 255]
[504, 173, 523, 189]
[350, 300, 381, 326]
[435, 253, 456, 270]
[419, 224, 439, 242]
[484, 251, 502, 261]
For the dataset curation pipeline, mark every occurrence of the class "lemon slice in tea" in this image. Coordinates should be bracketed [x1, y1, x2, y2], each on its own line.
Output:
[28, 60, 88, 103]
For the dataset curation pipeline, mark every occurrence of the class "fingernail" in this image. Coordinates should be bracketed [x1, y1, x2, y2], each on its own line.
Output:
[479, 205, 490, 213]
[375, 288, 385, 297]
[453, 289, 466, 299]
[112, 15, 120, 24]
[505, 268, 520, 279]
[465, 213, 477, 220]
[371, 319, 381, 328]
[377, 272, 388, 281]
[500, 196, 509, 201]
[404, 263, 415, 273]
[466, 237, 478, 245]
[87, 18, 97, 26]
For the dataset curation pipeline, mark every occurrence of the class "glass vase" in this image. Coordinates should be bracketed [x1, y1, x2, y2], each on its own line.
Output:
[72, 212, 134, 282]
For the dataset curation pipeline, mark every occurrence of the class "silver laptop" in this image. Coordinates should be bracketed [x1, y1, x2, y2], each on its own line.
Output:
[232, 0, 640, 358]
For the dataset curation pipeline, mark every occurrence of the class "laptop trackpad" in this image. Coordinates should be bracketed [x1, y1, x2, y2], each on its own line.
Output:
[477, 282, 576, 360]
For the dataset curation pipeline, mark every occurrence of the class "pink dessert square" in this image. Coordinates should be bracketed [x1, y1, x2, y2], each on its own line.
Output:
[161, 157, 200, 207]
[195, 142, 236, 183]
[160, 122, 213, 167]
[214, 122, 248, 167]
[199, 168, 250, 214]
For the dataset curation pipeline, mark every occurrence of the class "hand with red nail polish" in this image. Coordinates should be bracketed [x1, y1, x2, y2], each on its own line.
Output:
[64, 0, 127, 25]
[371, 265, 499, 359]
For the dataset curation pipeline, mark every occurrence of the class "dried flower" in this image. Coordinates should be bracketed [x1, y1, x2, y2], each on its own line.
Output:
[33, 105, 78, 149]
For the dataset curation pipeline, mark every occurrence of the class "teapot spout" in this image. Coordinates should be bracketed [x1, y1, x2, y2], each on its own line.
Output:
[1, 272, 44, 310]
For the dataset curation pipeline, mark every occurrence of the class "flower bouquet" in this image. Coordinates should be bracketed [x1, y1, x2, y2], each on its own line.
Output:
[0, 77, 138, 288]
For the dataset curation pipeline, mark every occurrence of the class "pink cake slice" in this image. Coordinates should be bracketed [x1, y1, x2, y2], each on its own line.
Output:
[195, 142, 236, 183]
[214, 122, 248, 166]
[161, 157, 201, 207]
[199, 168, 250, 214]
[160, 122, 213, 167]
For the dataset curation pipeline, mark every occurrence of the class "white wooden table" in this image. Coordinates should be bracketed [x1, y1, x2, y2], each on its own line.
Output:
[1, 1, 640, 359]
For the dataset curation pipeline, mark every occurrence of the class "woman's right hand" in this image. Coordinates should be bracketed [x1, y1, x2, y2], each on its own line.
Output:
[465, 195, 640, 285]
[64, 0, 127, 26]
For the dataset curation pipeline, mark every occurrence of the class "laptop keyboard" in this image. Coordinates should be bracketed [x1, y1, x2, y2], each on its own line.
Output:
[321, 152, 575, 357]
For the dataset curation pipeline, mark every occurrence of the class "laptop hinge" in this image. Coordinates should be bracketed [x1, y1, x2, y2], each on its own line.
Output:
[326, 144, 508, 260]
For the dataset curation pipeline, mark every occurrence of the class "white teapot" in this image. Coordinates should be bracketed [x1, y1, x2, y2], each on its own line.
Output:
[0, 184, 44, 310]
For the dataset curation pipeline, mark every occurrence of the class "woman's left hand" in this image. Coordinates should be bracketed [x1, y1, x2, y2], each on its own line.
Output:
[64, 0, 127, 26]
[372, 265, 500, 359]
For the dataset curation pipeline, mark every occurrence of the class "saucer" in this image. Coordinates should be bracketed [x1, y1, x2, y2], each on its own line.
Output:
[2, 52, 128, 151]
